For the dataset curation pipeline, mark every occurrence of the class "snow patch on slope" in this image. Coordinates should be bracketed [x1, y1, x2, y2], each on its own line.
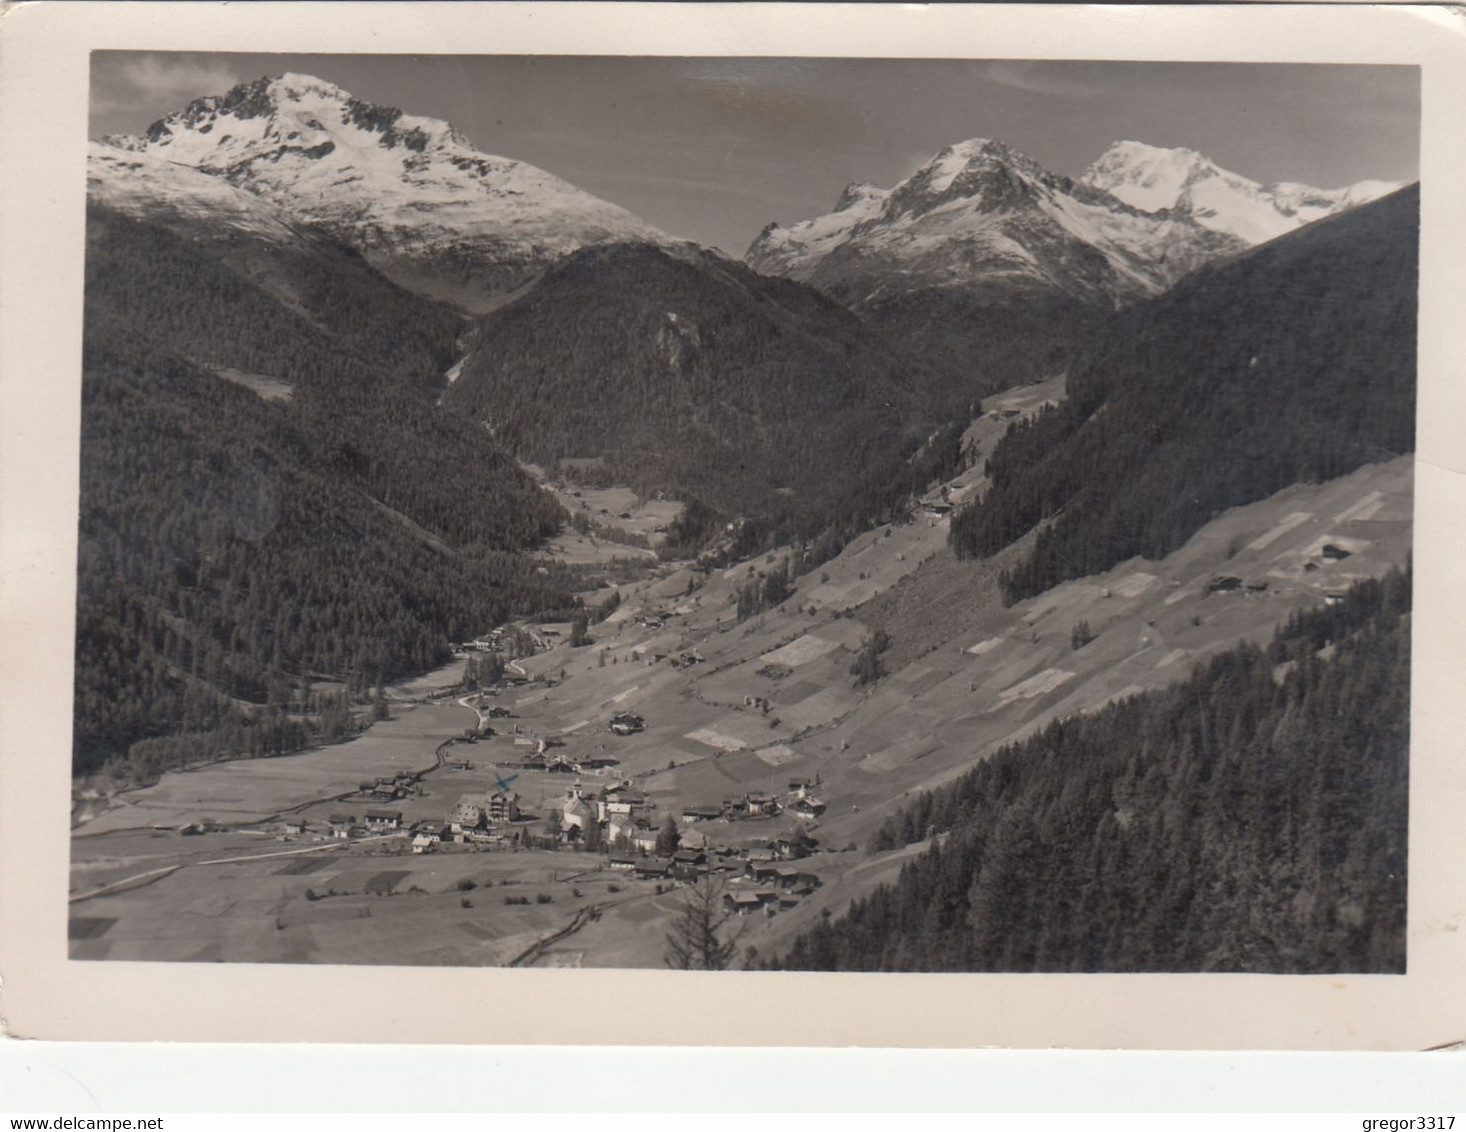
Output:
[88, 141, 300, 243]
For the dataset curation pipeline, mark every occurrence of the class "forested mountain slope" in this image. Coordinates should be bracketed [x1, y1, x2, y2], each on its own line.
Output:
[74, 206, 570, 779]
[446, 242, 964, 548]
[775, 565, 1411, 973]
[950, 184, 1418, 603]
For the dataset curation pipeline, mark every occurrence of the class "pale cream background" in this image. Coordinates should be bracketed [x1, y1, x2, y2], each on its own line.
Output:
[1, 2, 1463, 1051]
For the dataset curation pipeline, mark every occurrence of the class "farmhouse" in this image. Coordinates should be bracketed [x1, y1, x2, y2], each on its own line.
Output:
[631, 828, 660, 854]
[328, 814, 353, 839]
[679, 829, 710, 852]
[724, 892, 764, 915]
[745, 862, 783, 884]
[608, 855, 637, 871]
[681, 805, 722, 823]
[364, 809, 402, 831]
[609, 711, 645, 736]
[791, 796, 827, 819]
[634, 858, 672, 880]
[773, 865, 821, 890]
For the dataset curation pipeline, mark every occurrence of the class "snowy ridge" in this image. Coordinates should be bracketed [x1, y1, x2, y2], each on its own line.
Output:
[748, 135, 1403, 308]
[88, 141, 303, 243]
[747, 137, 1243, 308]
[99, 73, 686, 309]
[1082, 140, 1404, 245]
[748, 181, 889, 283]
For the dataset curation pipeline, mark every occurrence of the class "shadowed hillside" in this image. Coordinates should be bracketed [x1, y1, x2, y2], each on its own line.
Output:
[446, 243, 963, 548]
[74, 206, 572, 779]
[950, 185, 1419, 603]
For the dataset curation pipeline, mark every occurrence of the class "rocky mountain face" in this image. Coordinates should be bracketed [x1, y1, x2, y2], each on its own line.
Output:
[745, 137, 1401, 400]
[748, 137, 1400, 307]
[97, 73, 685, 311]
[747, 138, 1242, 310]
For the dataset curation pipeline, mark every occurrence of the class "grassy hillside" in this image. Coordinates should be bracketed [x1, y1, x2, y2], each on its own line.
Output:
[775, 565, 1410, 973]
[949, 185, 1418, 603]
[446, 243, 962, 549]
[75, 207, 571, 780]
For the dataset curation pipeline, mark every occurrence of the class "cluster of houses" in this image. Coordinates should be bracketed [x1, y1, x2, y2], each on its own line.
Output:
[603, 847, 823, 915]
[463, 628, 507, 652]
[724, 861, 823, 915]
[356, 771, 421, 802]
[495, 747, 617, 775]
[690, 782, 826, 823]
[1208, 542, 1357, 601]
[314, 808, 405, 841]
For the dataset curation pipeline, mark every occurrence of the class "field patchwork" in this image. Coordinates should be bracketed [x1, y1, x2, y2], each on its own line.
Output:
[993, 667, 1075, 710]
[760, 634, 840, 668]
[1248, 511, 1313, 551]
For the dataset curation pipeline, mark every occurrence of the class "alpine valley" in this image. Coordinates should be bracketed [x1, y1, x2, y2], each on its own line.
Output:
[70, 73, 1416, 977]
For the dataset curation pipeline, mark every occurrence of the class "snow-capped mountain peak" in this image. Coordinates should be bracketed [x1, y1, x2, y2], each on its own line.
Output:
[99, 73, 685, 310]
[746, 135, 1240, 307]
[749, 134, 1405, 309]
[1080, 140, 1214, 213]
[1082, 140, 1404, 244]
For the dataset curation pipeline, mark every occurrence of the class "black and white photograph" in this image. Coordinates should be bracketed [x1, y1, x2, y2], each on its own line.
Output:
[65, 46, 1421, 974]
[3, 0, 1465, 1052]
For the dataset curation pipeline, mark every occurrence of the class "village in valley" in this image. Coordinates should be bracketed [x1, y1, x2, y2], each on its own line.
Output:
[66, 378, 1413, 969]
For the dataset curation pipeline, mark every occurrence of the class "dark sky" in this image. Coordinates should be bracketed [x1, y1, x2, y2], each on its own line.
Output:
[90, 52, 1421, 255]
